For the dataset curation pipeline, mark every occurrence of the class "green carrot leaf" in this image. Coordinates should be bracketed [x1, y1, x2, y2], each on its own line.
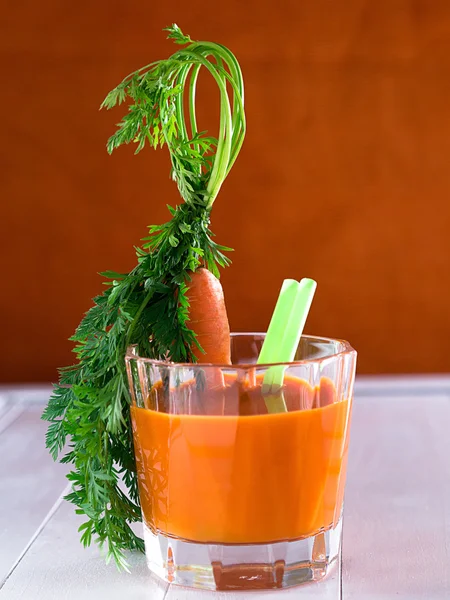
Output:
[43, 25, 245, 570]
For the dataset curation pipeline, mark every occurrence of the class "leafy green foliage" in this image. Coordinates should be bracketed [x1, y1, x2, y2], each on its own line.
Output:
[43, 205, 230, 569]
[43, 25, 245, 570]
[101, 23, 245, 209]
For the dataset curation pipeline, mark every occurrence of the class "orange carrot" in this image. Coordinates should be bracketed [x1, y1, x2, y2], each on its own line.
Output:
[185, 267, 231, 364]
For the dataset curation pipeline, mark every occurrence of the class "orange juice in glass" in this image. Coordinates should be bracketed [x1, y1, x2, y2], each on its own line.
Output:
[126, 333, 356, 591]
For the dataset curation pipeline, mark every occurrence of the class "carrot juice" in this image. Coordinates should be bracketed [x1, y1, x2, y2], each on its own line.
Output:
[131, 374, 351, 545]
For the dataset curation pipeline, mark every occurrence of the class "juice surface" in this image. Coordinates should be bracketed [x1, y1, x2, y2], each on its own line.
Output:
[131, 375, 351, 544]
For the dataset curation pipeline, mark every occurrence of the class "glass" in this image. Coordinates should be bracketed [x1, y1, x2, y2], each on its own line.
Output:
[126, 333, 357, 591]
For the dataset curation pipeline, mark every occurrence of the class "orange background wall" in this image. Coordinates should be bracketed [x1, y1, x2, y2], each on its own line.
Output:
[2, 1, 450, 381]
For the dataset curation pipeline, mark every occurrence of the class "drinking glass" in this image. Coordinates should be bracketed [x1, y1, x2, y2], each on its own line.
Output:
[126, 333, 356, 591]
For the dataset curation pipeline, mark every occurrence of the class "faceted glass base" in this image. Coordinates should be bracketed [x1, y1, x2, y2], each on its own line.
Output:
[143, 517, 342, 591]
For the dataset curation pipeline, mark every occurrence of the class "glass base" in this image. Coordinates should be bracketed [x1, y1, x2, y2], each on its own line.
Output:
[143, 517, 342, 591]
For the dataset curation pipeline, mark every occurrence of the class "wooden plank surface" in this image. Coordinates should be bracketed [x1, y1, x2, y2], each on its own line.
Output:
[355, 375, 450, 396]
[343, 394, 450, 599]
[0, 397, 68, 586]
[0, 500, 169, 600]
[0, 397, 8, 420]
[0, 499, 340, 600]
[1, 382, 449, 598]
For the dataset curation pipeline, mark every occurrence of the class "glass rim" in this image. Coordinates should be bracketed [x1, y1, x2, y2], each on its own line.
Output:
[125, 332, 357, 369]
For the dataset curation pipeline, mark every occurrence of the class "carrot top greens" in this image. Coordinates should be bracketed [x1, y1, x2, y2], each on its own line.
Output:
[42, 25, 245, 569]
[102, 24, 245, 209]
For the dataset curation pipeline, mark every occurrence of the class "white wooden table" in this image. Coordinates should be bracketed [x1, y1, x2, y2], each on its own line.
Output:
[0, 377, 449, 599]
